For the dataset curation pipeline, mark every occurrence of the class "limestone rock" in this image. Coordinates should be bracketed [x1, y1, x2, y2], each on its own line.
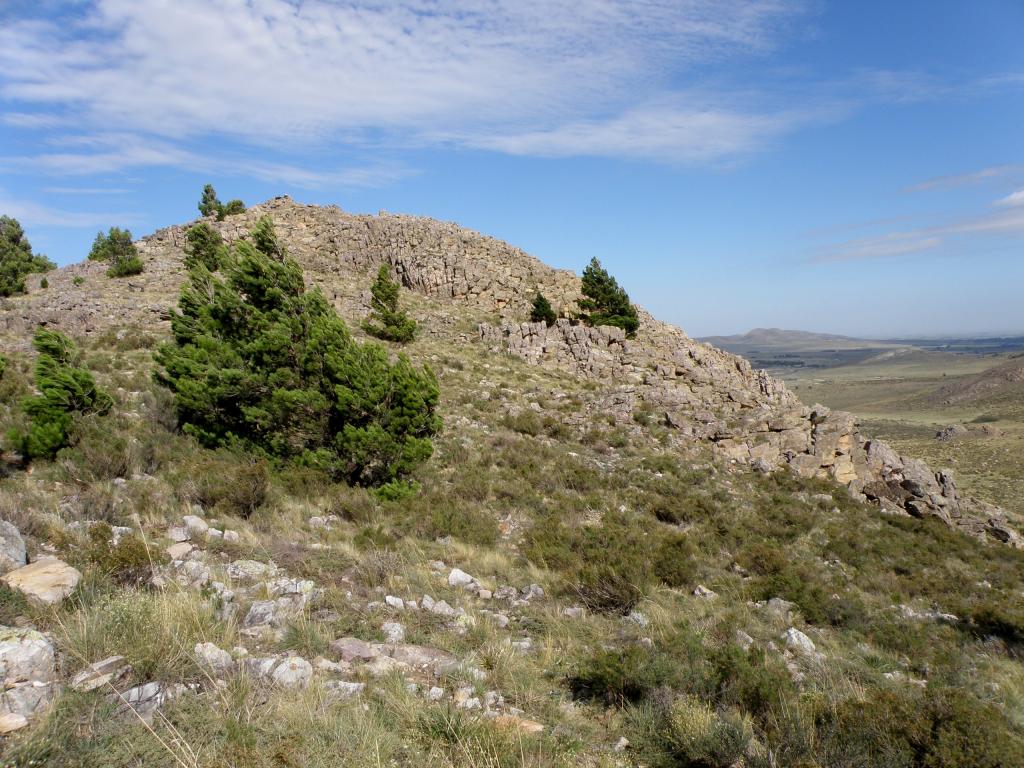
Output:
[2, 557, 81, 606]
[195, 642, 234, 675]
[782, 628, 816, 654]
[271, 657, 312, 689]
[0, 521, 27, 575]
[71, 655, 131, 692]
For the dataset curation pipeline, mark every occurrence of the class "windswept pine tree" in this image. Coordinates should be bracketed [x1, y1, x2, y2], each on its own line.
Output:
[155, 218, 440, 487]
[183, 222, 229, 271]
[198, 184, 246, 221]
[15, 329, 112, 459]
[0, 215, 54, 297]
[363, 264, 417, 343]
[578, 257, 639, 337]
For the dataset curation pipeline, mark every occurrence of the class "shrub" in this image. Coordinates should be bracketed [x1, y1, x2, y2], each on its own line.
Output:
[192, 453, 270, 518]
[39, 277, 48, 290]
[12, 329, 112, 460]
[651, 531, 697, 588]
[72, 275, 84, 286]
[183, 222, 228, 271]
[664, 697, 751, 768]
[89, 227, 143, 277]
[363, 264, 417, 343]
[154, 217, 441, 486]
[578, 257, 639, 337]
[85, 522, 161, 587]
[530, 291, 556, 326]
[567, 646, 673, 706]
[0, 215, 54, 297]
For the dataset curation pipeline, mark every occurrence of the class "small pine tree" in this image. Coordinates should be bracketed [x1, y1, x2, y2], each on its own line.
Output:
[184, 222, 228, 271]
[578, 257, 639, 337]
[198, 184, 220, 218]
[90, 227, 143, 277]
[363, 264, 417, 343]
[198, 184, 246, 221]
[155, 219, 440, 487]
[14, 329, 112, 459]
[39, 277, 48, 290]
[0, 216, 55, 297]
[530, 292, 557, 326]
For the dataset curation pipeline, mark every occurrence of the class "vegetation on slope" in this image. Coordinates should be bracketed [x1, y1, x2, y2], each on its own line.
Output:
[0, 215, 54, 297]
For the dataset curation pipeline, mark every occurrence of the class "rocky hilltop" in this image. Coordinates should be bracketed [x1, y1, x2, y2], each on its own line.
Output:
[0, 196, 1015, 544]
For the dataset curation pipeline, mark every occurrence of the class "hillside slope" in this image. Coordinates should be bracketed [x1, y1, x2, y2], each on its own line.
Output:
[2, 198, 1024, 766]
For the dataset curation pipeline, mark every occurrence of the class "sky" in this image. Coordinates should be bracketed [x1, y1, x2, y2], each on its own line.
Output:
[1, 0, 1022, 338]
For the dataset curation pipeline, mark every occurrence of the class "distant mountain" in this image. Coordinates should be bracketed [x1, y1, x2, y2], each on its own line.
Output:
[699, 327, 888, 350]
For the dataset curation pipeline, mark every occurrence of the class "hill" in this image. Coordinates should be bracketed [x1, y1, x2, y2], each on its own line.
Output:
[1, 197, 1024, 766]
[698, 328, 912, 372]
[932, 356, 1024, 406]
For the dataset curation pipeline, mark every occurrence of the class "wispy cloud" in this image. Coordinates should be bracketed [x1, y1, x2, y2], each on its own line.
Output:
[42, 186, 131, 195]
[996, 190, 1024, 207]
[905, 164, 1024, 192]
[0, 189, 143, 228]
[815, 205, 1024, 262]
[0, 0, 807, 167]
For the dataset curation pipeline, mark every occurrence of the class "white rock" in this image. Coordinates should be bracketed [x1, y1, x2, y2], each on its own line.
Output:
[782, 628, 816, 654]
[324, 680, 364, 699]
[384, 595, 405, 609]
[427, 686, 445, 701]
[195, 642, 234, 675]
[693, 584, 717, 598]
[167, 526, 191, 543]
[71, 655, 130, 692]
[206, 528, 223, 540]
[448, 568, 476, 588]
[227, 560, 275, 581]
[624, 611, 648, 628]
[166, 542, 193, 560]
[0, 521, 27, 575]
[223, 530, 240, 544]
[271, 657, 312, 689]
[308, 516, 327, 529]
[182, 515, 209, 536]
[0, 712, 28, 734]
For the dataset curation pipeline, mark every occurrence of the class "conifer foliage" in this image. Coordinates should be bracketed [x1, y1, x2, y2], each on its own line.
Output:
[14, 329, 112, 460]
[363, 264, 417, 343]
[198, 184, 246, 221]
[155, 218, 441, 487]
[183, 223, 229, 271]
[89, 227, 144, 277]
[578, 257, 639, 337]
[530, 292, 557, 326]
[0, 215, 54, 297]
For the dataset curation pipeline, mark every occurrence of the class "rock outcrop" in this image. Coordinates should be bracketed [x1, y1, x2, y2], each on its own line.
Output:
[0, 196, 1015, 544]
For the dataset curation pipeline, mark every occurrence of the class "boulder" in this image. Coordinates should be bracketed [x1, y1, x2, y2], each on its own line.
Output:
[0, 521, 27, 575]
[194, 642, 234, 675]
[271, 657, 312, 689]
[448, 568, 476, 588]
[782, 628, 816, 654]
[0, 627, 58, 721]
[2, 557, 81, 606]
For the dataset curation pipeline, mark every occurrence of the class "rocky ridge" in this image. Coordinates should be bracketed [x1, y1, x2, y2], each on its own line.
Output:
[0, 196, 1015, 544]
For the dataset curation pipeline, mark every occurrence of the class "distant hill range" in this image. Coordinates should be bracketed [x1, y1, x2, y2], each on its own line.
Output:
[700, 328, 1024, 372]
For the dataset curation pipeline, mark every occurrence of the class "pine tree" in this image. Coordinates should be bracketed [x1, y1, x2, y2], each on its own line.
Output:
[578, 257, 639, 337]
[198, 184, 246, 220]
[363, 264, 417, 343]
[15, 329, 112, 459]
[155, 219, 440, 487]
[0, 216, 54, 297]
[184, 222, 229, 271]
[530, 292, 557, 326]
[199, 184, 220, 218]
[89, 227, 143, 277]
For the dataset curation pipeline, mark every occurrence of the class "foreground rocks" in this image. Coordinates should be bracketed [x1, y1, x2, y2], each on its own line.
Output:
[2, 557, 81, 606]
[0, 627, 58, 731]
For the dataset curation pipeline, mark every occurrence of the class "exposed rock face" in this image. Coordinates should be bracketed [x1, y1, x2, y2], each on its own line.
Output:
[0, 196, 1014, 544]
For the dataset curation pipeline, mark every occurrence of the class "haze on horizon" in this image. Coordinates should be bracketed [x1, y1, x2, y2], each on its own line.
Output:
[1, 0, 1021, 338]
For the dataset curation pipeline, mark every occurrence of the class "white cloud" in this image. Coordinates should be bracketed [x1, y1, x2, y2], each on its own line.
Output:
[996, 190, 1024, 207]
[0, 0, 806, 163]
[905, 165, 1023, 192]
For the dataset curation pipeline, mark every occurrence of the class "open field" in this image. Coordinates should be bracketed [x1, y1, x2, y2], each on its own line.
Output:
[783, 351, 1024, 521]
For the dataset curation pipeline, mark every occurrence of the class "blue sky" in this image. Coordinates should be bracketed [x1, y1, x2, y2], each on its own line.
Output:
[1, 0, 1022, 337]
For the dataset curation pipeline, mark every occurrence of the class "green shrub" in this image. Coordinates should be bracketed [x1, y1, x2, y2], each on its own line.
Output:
[39, 277, 48, 290]
[664, 697, 751, 768]
[192, 453, 270, 518]
[651, 531, 697, 588]
[363, 264, 417, 343]
[155, 217, 441, 487]
[578, 257, 639, 337]
[12, 329, 112, 459]
[183, 222, 229, 271]
[89, 227, 143, 277]
[567, 646, 674, 706]
[530, 291, 556, 326]
[72, 275, 85, 286]
[0, 215, 54, 297]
